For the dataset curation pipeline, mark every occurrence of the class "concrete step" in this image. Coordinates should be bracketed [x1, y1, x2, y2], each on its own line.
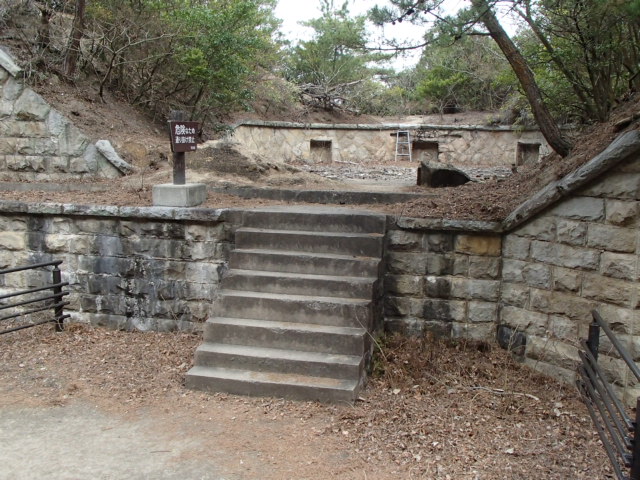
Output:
[203, 317, 367, 355]
[231, 207, 387, 234]
[185, 365, 359, 403]
[214, 289, 372, 328]
[187, 206, 386, 403]
[235, 228, 384, 257]
[229, 249, 381, 277]
[194, 343, 362, 379]
[223, 269, 376, 298]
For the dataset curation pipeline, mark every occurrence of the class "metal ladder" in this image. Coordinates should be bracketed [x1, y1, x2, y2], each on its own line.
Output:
[395, 130, 412, 161]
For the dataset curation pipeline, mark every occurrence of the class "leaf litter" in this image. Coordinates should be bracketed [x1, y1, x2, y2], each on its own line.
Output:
[0, 324, 612, 479]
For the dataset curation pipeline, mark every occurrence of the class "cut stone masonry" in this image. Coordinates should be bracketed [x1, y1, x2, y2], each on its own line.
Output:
[0, 48, 133, 181]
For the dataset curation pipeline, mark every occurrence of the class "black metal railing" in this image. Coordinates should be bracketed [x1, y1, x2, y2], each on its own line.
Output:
[577, 310, 640, 480]
[0, 260, 70, 335]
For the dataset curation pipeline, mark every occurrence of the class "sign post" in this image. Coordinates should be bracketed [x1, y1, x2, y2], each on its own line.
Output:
[168, 120, 199, 185]
[152, 112, 207, 207]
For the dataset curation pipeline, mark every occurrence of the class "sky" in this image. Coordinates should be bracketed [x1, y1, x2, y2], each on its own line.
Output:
[273, 0, 518, 70]
[274, 0, 439, 70]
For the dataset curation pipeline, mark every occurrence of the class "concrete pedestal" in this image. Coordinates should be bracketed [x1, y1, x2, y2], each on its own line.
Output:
[152, 183, 207, 207]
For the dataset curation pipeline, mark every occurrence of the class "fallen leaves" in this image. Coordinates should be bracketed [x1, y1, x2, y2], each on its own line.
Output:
[0, 325, 613, 479]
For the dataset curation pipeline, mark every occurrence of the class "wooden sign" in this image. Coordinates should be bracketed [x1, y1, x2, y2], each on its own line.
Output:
[168, 121, 199, 153]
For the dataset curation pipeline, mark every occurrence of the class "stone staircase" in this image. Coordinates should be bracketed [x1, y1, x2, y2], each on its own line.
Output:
[185, 207, 386, 403]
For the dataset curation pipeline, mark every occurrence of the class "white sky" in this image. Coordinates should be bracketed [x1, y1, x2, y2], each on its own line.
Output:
[273, 0, 517, 70]
[274, 0, 465, 69]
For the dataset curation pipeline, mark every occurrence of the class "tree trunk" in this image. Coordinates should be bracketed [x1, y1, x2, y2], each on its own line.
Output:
[514, 6, 596, 120]
[64, 0, 86, 78]
[472, 0, 573, 157]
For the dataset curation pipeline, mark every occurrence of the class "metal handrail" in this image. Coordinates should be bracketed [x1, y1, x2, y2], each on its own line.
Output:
[579, 343, 634, 431]
[577, 309, 640, 480]
[0, 260, 62, 275]
[0, 282, 69, 303]
[0, 301, 70, 322]
[592, 310, 640, 382]
[0, 261, 68, 334]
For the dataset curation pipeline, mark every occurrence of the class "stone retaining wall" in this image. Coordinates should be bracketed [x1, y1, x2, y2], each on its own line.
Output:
[384, 228, 502, 341]
[228, 120, 551, 167]
[0, 48, 131, 181]
[499, 155, 640, 404]
[382, 131, 640, 404]
[0, 204, 231, 331]
[0, 81, 638, 400]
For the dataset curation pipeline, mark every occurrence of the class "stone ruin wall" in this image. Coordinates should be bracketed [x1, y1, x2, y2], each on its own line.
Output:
[0, 42, 637, 400]
[227, 121, 551, 168]
[0, 204, 232, 332]
[384, 140, 640, 405]
[0, 49, 130, 181]
[0, 43, 550, 181]
[1, 136, 639, 400]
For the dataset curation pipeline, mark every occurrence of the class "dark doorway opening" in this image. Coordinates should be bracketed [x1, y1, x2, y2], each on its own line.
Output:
[310, 140, 332, 163]
[516, 142, 540, 166]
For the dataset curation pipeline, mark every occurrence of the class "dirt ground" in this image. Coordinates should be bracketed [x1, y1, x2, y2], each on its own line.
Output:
[0, 323, 612, 479]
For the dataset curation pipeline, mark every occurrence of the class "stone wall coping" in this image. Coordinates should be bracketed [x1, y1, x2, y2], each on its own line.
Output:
[0, 200, 226, 222]
[392, 216, 503, 233]
[0, 197, 504, 234]
[231, 119, 542, 133]
[0, 47, 22, 77]
[502, 130, 640, 231]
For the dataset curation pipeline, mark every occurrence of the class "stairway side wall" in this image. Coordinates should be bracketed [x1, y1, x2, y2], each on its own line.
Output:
[385, 149, 640, 405]
[500, 154, 640, 405]
[384, 229, 502, 340]
[0, 206, 232, 331]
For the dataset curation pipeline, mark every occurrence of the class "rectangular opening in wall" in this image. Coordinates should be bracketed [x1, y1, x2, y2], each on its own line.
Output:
[516, 142, 540, 166]
[412, 140, 439, 164]
[310, 139, 332, 163]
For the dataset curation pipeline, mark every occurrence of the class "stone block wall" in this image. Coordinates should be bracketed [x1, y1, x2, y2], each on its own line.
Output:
[0, 204, 232, 331]
[384, 226, 502, 341]
[381, 132, 640, 403]
[499, 156, 640, 403]
[0, 48, 129, 181]
[229, 121, 551, 168]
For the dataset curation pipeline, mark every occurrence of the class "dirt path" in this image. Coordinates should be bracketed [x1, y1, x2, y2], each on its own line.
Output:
[0, 399, 376, 480]
[1, 402, 228, 480]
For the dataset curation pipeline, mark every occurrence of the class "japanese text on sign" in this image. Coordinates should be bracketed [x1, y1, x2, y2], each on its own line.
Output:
[168, 121, 200, 153]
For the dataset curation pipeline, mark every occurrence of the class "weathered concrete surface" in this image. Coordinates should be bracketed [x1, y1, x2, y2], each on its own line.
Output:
[187, 207, 385, 402]
[152, 183, 208, 207]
